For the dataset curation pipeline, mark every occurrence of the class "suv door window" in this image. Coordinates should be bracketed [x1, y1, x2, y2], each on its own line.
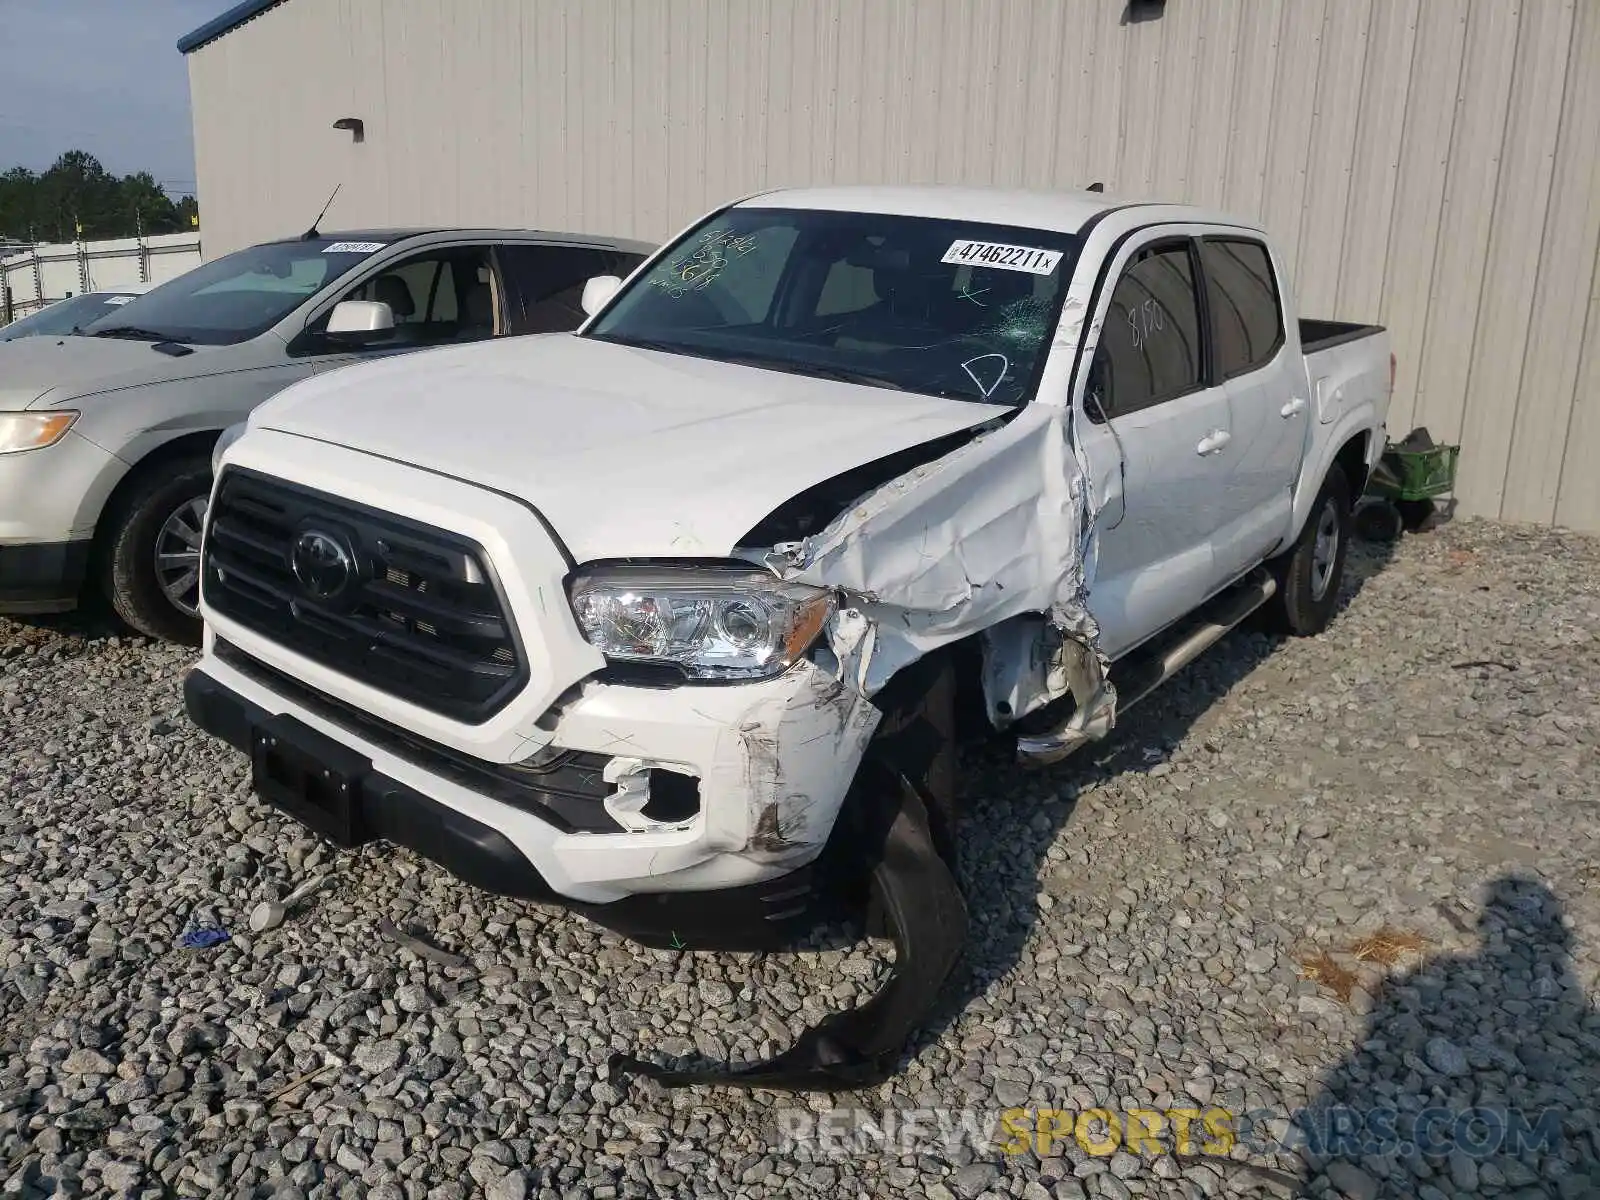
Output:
[310, 246, 499, 348]
[1089, 242, 1204, 420]
[1198, 238, 1283, 380]
[498, 245, 649, 335]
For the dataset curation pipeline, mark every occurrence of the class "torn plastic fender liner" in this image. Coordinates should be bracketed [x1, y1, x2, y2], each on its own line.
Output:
[610, 754, 966, 1090]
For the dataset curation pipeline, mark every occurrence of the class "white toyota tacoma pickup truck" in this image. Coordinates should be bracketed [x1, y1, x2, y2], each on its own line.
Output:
[186, 186, 1391, 1088]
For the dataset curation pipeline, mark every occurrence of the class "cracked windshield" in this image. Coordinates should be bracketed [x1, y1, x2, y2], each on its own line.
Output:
[585, 207, 1082, 406]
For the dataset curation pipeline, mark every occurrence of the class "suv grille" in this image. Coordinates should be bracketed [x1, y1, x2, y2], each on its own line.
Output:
[203, 469, 527, 722]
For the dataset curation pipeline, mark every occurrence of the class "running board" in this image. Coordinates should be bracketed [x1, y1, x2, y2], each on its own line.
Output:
[1016, 571, 1277, 766]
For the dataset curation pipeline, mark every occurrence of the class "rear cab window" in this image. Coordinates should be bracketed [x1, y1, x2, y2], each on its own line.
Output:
[1197, 238, 1283, 379]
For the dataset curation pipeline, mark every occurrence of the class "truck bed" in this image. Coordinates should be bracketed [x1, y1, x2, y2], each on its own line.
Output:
[1300, 318, 1386, 354]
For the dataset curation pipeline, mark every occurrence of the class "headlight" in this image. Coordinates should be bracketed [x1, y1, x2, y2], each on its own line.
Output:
[211, 422, 247, 473]
[569, 566, 834, 680]
[0, 411, 77, 455]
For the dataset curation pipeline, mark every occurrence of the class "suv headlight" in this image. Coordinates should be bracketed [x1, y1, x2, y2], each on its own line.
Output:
[0, 411, 77, 455]
[569, 566, 833, 680]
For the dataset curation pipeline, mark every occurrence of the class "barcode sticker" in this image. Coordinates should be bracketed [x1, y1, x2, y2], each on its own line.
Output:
[104, 295, 137, 305]
[322, 241, 387, 254]
[941, 240, 1062, 275]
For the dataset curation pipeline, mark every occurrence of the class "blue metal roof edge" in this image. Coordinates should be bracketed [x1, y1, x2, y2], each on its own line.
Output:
[176, 0, 286, 54]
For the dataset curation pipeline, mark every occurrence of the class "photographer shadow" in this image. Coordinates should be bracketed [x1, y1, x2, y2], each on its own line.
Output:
[1295, 875, 1600, 1198]
[895, 532, 1403, 1080]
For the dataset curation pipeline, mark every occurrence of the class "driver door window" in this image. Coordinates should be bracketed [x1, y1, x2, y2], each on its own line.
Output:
[308, 246, 499, 352]
[1088, 243, 1205, 420]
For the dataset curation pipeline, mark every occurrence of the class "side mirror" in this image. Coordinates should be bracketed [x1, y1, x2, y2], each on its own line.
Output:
[325, 299, 396, 344]
[580, 275, 623, 318]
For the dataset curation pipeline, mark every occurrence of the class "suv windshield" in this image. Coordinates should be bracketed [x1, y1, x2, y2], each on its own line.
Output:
[87, 238, 390, 346]
[0, 292, 146, 341]
[585, 207, 1081, 406]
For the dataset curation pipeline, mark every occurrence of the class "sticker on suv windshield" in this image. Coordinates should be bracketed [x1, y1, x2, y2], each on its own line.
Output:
[942, 240, 1062, 275]
[322, 241, 387, 254]
[104, 295, 136, 305]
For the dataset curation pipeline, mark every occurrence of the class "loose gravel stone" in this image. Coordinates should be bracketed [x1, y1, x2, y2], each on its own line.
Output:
[0, 520, 1596, 1199]
[1423, 1034, 1469, 1076]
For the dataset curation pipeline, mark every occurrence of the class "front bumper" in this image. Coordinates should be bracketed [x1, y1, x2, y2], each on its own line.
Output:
[185, 640, 880, 928]
[0, 428, 130, 613]
[0, 429, 127, 544]
[0, 540, 91, 613]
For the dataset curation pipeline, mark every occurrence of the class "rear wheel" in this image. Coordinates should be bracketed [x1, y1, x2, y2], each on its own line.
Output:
[1269, 464, 1351, 636]
[102, 456, 212, 645]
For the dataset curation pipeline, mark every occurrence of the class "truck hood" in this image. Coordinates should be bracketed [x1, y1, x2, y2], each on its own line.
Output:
[252, 334, 1001, 561]
[0, 334, 230, 409]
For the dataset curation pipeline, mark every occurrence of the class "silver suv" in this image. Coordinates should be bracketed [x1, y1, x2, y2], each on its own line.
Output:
[0, 227, 650, 642]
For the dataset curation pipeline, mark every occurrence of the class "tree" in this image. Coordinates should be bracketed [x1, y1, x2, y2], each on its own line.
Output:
[118, 172, 181, 235]
[0, 152, 199, 242]
[0, 167, 42, 240]
[38, 150, 119, 240]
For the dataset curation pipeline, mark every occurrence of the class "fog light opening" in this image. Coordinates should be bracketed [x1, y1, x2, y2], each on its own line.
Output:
[644, 769, 701, 823]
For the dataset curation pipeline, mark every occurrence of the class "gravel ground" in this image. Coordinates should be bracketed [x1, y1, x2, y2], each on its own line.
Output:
[1, 518, 1597, 1200]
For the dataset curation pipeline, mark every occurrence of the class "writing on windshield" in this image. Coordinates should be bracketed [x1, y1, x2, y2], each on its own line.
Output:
[586, 208, 1081, 406]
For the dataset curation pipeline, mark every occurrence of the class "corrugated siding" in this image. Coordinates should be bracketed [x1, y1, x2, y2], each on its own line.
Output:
[188, 0, 1600, 531]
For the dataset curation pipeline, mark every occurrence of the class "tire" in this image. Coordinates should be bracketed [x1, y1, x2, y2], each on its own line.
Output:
[1354, 500, 1402, 543]
[1395, 497, 1436, 532]
[1270, 463, 1351, 637]
[102, 455, 212, 645]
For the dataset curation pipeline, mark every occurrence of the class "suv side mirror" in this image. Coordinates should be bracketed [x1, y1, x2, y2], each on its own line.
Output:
[581, 275, 623, 317]
[325, 299, 396, 344]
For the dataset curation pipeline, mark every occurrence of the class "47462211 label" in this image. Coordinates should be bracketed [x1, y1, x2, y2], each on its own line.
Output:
[941, 240, 1063, 275]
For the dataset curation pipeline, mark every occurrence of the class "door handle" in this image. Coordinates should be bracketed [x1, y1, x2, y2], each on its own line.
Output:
[1281, 396, 1307, 418]
[1196, 429, 1231, 456]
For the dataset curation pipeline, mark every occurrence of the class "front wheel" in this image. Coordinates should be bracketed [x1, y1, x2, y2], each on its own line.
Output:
[102, 456, 212, 645]
[1269, 464, 1351, 636]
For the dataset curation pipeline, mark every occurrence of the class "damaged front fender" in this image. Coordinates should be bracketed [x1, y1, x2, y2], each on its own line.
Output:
[617, 374, 1122, 1092]
[768, 402, 1117, 744]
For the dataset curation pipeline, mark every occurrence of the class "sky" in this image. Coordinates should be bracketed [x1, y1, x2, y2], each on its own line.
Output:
[0, 0, 220, 196]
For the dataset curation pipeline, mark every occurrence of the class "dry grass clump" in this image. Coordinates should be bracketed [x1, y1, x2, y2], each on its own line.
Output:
[1299, 927, 1429, 1004]
[1350, 926, 1428, 966]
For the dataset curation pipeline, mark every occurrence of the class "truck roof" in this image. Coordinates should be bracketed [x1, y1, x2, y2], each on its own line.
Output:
[737, 185, 1253, 238]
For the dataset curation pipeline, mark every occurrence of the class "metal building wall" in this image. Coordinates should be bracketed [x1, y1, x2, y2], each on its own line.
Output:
[187, 0, 1600, 530]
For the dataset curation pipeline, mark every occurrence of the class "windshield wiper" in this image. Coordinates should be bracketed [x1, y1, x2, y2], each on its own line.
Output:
[90, 326, 174, 342]
[596, 335, 909, 391]
[718, 353, 908, 391]
[601, 335, 694, 355]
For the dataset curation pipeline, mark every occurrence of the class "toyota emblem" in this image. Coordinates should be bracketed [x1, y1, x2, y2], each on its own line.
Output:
[291, 529, 355, 600]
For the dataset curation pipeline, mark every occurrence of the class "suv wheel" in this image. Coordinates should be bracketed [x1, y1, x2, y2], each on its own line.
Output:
[102, 455, 212, 645]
